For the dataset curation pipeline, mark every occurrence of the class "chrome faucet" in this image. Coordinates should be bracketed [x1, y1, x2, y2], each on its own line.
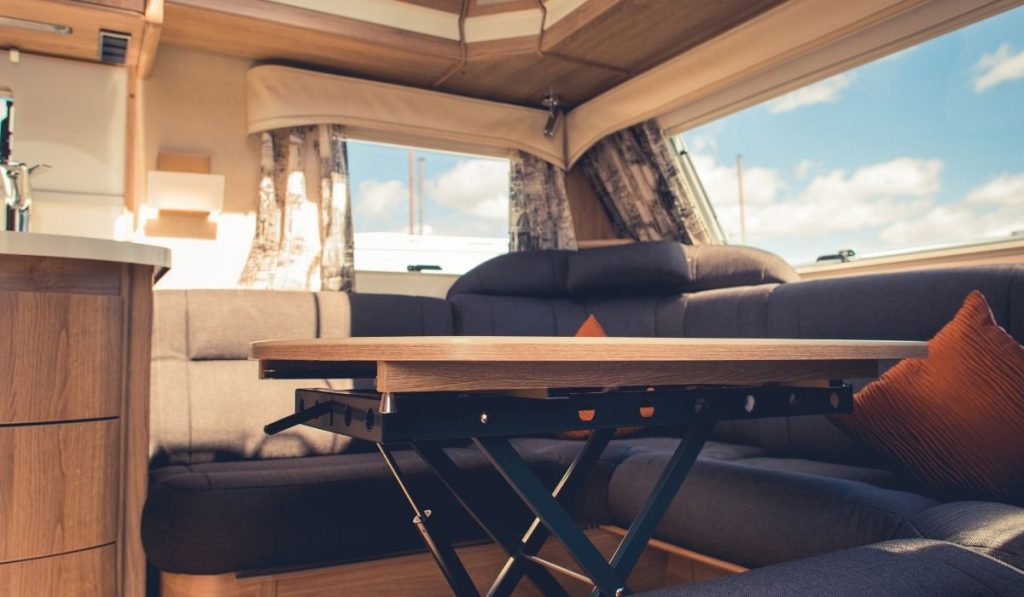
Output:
[1, 86, 48, 232]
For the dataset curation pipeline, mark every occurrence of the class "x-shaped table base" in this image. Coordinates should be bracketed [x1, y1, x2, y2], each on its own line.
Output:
[378, 420, 713, 596]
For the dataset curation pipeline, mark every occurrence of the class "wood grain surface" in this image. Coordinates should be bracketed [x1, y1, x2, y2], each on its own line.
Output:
[0, 255, 121, 295]
[0, 420, 119, 563]
[0, 291, 123, 424]
[252, 336, 927, 363]
[375, 359, 881, 392]
[160, 526, 734, 596]
[0, 544, 117, 597]
[118, 264, 156, 597]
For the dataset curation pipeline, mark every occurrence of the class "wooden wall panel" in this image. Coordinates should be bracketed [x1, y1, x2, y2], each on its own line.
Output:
[0, 291, 123, 424]
[0, 420, 120, 562]
[0, 545, 117, 597]
[565, 164, 618, 242]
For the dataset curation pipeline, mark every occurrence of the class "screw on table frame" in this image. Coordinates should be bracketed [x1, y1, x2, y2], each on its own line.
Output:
[376, 444, 479, 596]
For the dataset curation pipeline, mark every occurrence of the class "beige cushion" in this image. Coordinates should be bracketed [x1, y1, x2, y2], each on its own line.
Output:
[186, 360, 350, 461]
[151, 289, 354, 464]
[187, 290, 319, 360]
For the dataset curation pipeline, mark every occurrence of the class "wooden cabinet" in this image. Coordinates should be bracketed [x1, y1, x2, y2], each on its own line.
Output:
[0, 0, 147, 65]
[0, 240, 168, 597]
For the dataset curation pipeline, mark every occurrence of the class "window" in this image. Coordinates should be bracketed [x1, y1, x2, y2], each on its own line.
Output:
[681, 6, 1024, 266]
[347, 140, 510, 274]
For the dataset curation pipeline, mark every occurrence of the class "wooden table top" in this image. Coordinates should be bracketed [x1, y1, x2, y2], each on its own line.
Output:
[251, 336, 926, 362]
[252, 336, 926, 393]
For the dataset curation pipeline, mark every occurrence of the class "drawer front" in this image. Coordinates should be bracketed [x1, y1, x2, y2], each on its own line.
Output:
[0, 544, 116, 597]
[0, 420, 119, 562]
[0, 291, 123, 424]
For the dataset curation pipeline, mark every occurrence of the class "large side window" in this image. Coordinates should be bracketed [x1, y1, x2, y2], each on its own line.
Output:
[680, 6, 1024, 266]
[348, 140, 509, 274]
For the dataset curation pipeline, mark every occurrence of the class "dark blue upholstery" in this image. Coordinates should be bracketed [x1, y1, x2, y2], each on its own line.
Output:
[638, 540, 1024, 596]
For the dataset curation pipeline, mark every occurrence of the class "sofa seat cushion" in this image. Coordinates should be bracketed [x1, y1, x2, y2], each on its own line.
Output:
[143, 445, 562, 574]
[638, 539, 1024, 596]
[509, 437, 763, 523]
[906, 501, 1024, 571]
[609, 453, 939, 568]
[734, 457, 918, 492]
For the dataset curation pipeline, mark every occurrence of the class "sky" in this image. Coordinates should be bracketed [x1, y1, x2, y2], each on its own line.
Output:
[682, 6, 1024, 265]
[346, 6, 1024, 266]
[347, 141, 509, 239]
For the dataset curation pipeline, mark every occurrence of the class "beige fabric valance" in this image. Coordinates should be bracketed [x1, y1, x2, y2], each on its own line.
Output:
[247, 65, 566, 168]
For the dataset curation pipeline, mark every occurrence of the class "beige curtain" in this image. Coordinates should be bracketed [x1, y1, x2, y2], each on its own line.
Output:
[509, 150, 577, 252]
[239, 124, 354, 291]
[579, 119, 719, 244]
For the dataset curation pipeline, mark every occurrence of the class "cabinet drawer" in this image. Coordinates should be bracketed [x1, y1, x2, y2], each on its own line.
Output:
[0, 544, 116, 597]
[0, 291, 123, 424]
[0, 420, 119, 562]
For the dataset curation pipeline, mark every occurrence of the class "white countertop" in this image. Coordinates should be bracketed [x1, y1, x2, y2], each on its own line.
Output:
[0, 231, 172, 270]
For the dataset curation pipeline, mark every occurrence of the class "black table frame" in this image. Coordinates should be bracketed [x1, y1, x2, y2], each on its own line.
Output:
[265, 383, 852, 596]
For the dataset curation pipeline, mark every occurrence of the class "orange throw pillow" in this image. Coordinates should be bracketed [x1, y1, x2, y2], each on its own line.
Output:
[559, 315, 644, 440]
[831, 291, 1024, 503]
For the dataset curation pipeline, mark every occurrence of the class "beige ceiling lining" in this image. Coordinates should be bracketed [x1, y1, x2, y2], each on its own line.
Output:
[247, 65, 565, 166]
[564, 0, 1020, 165]
[267, 0, 588, 42]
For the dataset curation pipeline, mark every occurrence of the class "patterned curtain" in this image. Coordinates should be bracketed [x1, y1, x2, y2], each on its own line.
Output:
[509, 150, 577, 251]
[239, 124, 354, 291]
[579, 119, 719, 244]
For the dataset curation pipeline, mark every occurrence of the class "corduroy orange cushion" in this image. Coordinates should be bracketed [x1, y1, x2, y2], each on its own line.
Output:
[558, 315, 643, 440]
[831, 290, 1024, 503]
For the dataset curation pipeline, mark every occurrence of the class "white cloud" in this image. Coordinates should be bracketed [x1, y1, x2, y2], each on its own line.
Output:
[880, 172, 1024, 246]
[694, 150, 943, 243]
[964, 172, 1024, 206]
[690, 152, 783, 208]
[973, 44, 1024, 93]
[354, 179, 407, 219]
[427, 159, 509, 219]
[767, 74, 854, 113]
[795, 159, 816, 180]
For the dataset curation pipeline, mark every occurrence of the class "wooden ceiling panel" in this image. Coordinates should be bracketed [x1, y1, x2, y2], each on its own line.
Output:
[399, 0, 464, 13]
[544, 0, 788, 74]
[468, 0, 539, 16]
[154, 0, 793, 108]
[162, 1, 462, 88]
[439, 51, 626, 107]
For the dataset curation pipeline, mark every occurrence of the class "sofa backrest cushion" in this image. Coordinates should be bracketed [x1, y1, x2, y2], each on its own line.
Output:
[566, 241, 691, 297]
[446, 250, 572, 298]
[448, 242, 799, 301]
[151, 290, 453, 466]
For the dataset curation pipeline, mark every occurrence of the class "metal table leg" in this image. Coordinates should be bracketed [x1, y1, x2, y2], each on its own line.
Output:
[412, 442, 570, 597]
[592, 421, 714, 596]
[486, 428, 615, 597]
[474, 436, 628, 597]
[377, 444, 480, 597]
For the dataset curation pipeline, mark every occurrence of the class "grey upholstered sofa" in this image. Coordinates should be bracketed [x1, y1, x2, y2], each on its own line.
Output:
[142, 242, 1024, 594]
